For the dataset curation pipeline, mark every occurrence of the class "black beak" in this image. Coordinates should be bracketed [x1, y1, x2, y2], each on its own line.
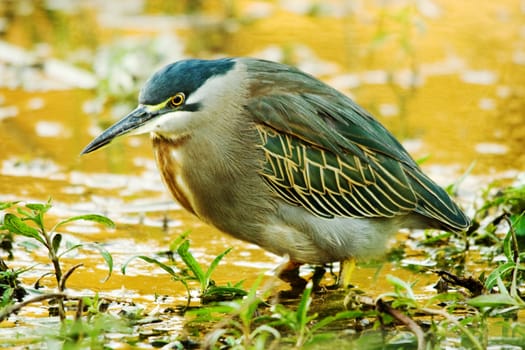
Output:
[81, 105, 154, 155]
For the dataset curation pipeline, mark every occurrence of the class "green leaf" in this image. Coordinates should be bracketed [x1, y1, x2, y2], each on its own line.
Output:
[121, 255, 177, 277]
[0, 288, 14, 308]
[16, 207, 34, 219]
[310, 310, 366, 333]
[202, 286, 247, 297]
[54, 214, 115, 230]
[84, 243, 113, 282]
[420, 231, 452, 244]
[485, 262, 515, 290]
[503, 229, 513, 261]
[59, 243, 83, 257]
[0, 201, 18, 210]
[27, 202, 51, 228]
[232, 280, 245, 289]
[201, 286, 248, 303]
[2, 214, 44, 245]
[52, 234, 62, 254]
[204, 248, 232, 286]
[177, 240, 205, 285]
[56, 242, 112, 282]
[511, 214, 525, 237]
[426, 291, 464, 306]
[467, 293, 520, 308]
[169, 231, 191, 252]
[296, 282, 314, 330]
[238, 275, 265, 326]
[25, 202, 51, 213]
[386, 275, 416, 300]
[187, 303, 239, 317]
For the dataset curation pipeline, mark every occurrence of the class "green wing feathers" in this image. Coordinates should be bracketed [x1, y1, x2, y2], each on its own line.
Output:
[245, 59, 470, 231]
[256, 124, 469, 231]
[257, 124, 417, 219]
[407, 171, 471, 231]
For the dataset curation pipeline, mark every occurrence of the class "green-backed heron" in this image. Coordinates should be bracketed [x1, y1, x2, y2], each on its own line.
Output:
[82, 58, 470, 291]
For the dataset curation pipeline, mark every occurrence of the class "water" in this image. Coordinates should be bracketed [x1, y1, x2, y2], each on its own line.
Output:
[1, 0, 524, 346]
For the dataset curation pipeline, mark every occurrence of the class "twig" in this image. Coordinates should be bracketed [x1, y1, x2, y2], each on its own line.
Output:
[75, 297, 84, 321]
[0, 292, 131, 323]
[377, 299, 425, 350]
[60, 263, 84, 291]
[434, 270, 484, 296]
[0, 293, 70, 322]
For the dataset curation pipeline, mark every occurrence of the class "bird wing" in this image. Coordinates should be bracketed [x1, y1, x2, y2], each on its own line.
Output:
[254, 122, 417, 219]
[243, 59, 470, 230]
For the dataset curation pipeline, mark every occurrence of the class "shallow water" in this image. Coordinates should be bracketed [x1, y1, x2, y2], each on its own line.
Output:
[1, 0, 524, 346]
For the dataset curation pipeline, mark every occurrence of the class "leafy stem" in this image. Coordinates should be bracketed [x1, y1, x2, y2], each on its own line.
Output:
[1, 200, 114, 321]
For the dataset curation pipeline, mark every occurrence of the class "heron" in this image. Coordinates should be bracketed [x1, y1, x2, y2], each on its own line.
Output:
[82, 58, 470, 293]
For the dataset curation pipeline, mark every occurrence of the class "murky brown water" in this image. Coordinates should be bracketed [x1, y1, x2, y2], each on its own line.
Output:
[1, 0, 525, 344]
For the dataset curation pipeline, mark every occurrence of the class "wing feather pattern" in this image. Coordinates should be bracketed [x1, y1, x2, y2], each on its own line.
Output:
[256, 125, 417, 219]
[244, 58, 470, 231]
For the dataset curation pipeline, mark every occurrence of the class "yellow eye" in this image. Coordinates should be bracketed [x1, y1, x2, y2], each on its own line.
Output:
[169, 92, 185, 107]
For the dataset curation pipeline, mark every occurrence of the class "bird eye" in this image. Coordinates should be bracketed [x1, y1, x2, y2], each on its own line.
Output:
[169, 93, 185, 108]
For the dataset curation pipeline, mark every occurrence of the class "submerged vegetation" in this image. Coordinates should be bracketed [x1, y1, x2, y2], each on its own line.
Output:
[0, 180, 524, 349]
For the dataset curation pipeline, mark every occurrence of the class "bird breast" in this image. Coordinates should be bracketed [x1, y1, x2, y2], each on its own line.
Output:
[150, 128, 276, 240]
[152, 134, 198, 215]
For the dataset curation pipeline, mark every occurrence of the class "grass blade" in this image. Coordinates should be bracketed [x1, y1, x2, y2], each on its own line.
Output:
[121, 255, 176, 277]
[177, 240, 205, 285]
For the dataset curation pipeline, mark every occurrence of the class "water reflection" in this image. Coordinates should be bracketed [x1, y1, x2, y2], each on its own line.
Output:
[0, 1, 524, 343]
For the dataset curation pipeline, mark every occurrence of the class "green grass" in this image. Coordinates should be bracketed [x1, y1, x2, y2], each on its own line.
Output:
[1, 181, 525, 349]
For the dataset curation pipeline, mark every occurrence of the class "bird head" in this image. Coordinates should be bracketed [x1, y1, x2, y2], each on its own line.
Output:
[81, 58, 239, 154]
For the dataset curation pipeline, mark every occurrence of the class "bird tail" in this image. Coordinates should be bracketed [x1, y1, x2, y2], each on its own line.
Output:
[406, 171, 470, 232]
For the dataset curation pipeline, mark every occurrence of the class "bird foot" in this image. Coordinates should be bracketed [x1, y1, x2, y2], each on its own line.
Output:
[276, 262, 327, 298]
[278, 261, 308, 292]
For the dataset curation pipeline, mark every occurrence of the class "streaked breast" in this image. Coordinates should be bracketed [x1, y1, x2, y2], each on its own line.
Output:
[152, 134, 196, 215]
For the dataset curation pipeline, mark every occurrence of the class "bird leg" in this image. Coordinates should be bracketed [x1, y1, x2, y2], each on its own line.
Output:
[278, 258, 355, 293]
[311, 265, 327, 290]
[278, 261, 308, 293]
[338, 258, 356, 288]
[277, 262, 328, 297]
